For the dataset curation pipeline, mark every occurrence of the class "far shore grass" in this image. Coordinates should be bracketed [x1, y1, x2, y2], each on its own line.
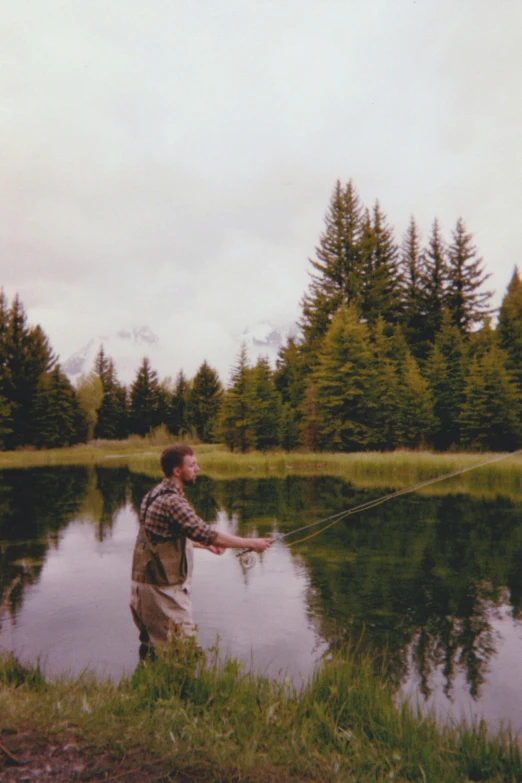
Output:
[1, 437, 522, 498]
[2, 640, 521, 783]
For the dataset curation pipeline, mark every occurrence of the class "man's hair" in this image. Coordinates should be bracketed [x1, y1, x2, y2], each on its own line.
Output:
[160, 444, 194, 477]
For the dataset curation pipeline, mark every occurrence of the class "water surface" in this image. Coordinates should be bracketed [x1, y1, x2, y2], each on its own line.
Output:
[1, 465, 522, 737]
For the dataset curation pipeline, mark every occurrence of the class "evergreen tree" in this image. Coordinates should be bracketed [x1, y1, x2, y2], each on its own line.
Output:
[420, 218, 448, 349]
[4, 297, 56, 448]
[314, 305, 375, 451]
[446, 218, 493, 333]
[76, 372, 104, 440]
[359, 202, 403, 326]
[94, 345, 111, 386]
[300, 180, 364, 353]
[425, 312, 468, 450]
[497, 267, 522, 394]
[94, 357, 128, 440]
[167, 371, 190, 437]
[34, 367, 88, 448]
[299, 382, 322, 451]
[400, 216, 426, 355]
[274, 336, 307, 410]
[398, 352, 435, 449]
[278, 402, 300, 451]
[369, 319, 399, 450]
[0, 393, 13, 449]
[218, 345, 255, 452]
[469, 318, 497, 361]
[129, 357, 163, 436]
[372, 324, 434, 449]
[460, 347, 521, 451]
[188, 361, 223, 443]
[0, 290, 13, 448]
[250, 356, 281, 451]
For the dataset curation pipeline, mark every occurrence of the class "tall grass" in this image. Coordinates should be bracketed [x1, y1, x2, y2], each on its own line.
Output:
[1, 642, 520, 782]
[2, 442, 522, 499]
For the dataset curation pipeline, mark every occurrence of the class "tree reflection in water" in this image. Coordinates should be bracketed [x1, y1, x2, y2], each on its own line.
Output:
[201, 475, 522, 702]
[0, 466, 90, 618]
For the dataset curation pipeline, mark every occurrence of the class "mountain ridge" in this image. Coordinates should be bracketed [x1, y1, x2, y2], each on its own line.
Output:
[62, 321, 297, 386]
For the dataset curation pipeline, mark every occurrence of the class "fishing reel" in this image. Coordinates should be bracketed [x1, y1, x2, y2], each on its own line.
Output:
[235, 534, 282, 569]
[236, 549, 257, 569]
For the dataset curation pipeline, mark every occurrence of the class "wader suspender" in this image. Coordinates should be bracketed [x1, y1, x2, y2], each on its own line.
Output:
[137, 486, 188, 585]
[141, 487, 177, 527]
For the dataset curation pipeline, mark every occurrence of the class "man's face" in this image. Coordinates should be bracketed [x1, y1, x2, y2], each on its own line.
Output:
[179, 454, 200, 485]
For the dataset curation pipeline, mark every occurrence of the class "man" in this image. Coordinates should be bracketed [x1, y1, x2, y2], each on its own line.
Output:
[130, 444, 272, 655]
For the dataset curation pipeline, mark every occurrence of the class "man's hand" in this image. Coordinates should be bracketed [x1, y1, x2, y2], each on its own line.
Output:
[208, 544, 226, 555]
[247, 537, 273, 554]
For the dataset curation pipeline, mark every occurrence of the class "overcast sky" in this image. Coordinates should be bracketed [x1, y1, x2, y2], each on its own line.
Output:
[2, 0, 521, 381]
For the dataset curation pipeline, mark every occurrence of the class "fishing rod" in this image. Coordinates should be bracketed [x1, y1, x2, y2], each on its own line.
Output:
[236, 450, 521, 568]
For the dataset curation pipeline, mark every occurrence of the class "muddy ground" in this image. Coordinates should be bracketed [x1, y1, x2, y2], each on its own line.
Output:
[0, 729, 298, 783]
[0, 729, 201, 783]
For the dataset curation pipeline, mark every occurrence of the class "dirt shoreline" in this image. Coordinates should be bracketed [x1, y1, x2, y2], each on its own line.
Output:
[0, 729, 198, 783]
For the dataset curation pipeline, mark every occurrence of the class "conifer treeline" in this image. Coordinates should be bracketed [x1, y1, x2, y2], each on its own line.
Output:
[0, 292, 88, 449]
[2, 179, 522, 452]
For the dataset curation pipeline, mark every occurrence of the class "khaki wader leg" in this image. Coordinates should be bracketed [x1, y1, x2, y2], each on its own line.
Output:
[130, 581, 196, 650]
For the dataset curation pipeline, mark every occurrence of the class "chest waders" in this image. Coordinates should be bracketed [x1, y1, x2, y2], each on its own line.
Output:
[131, 488, 189, 586]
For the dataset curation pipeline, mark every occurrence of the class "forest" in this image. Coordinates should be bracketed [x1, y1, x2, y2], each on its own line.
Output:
[2, 179, 522, 453]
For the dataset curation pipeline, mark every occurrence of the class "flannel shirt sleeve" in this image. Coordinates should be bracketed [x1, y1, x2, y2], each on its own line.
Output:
[168, 494, 218, 546]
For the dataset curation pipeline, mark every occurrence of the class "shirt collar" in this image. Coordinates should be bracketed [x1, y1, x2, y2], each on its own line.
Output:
[162, 477, 184, 494]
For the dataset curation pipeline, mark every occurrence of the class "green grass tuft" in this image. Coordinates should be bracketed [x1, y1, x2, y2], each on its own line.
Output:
[1, 642, 521, 782]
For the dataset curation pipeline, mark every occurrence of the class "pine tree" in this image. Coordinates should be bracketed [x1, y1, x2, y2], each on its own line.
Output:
[460, 347, 521, 451]
[76, 373, 104, 440]
[188, 361, 223, 443]
[420, 218, 448, 348]
[94, 357, 128, 440]
[167, 371, 190, 437]
[369, 319, 399, 450]
[400, 216, 426, 356]
[299, 382, 322, 451]
[34, 367, 88, 448]
[129, 357, 163, 436]
[0, 290, 13, 448]
[359, 201, 403, 326]
[4, 297, 56, 448]
[278, 402, 300, 451]
[497, 267, 522, 394]
[94, 345, 111, 387]
[469, 318, 497, 361]
[371, 324, 434, 449]
[300, 180, 364, 353]
[274, 336, 307, 410]
[399, 352, 435, 449]
[218, 345, 255, 452]
[314, 305, 375, 451]
[250, 356, 281, 451]
[446, 218, 493, 333]
[425, 312, 468, 450]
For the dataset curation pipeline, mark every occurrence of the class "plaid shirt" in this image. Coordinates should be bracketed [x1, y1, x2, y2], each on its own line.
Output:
[140, 479, 217, 546]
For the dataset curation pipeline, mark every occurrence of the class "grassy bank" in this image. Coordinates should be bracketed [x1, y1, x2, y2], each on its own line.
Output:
[1, 642, 520, 783]
[1, 441, 522, 498]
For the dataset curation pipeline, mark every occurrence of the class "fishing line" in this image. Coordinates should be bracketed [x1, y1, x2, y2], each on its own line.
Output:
[236, 450, 521, 565]
[283, 450, 521, 546]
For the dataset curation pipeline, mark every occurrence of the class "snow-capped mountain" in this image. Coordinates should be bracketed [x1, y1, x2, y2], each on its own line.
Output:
[62, 326, 160, 385]
[62, 321, 298, 386]
[238, 321, 299, 365]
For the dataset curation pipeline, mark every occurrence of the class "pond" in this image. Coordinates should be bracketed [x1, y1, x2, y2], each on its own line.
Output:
[1, 464, 522, 738]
